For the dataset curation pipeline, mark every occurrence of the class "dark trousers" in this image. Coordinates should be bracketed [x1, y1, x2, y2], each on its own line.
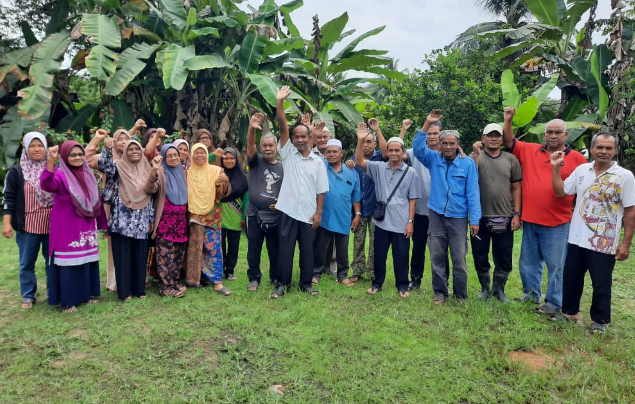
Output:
[562, 243, 615, 324]
[428, 211, 469, 298]
[276, 212, 315, 290]
[373, 226, 410, 292]
[246, 215, 279, 284]
[221, 228, 241, 276]
[470, 217, 514, 290]
[111, 233, 148, 300]
[410, 215, 449, 286]
[313, 227, 350, 282]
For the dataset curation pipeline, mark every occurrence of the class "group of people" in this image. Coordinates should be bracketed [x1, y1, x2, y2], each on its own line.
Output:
[2, 85, 634, 334]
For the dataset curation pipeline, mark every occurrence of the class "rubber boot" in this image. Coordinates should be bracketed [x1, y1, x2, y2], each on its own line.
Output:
[477, 273, 490, 300]
[491, 273, 510, 303]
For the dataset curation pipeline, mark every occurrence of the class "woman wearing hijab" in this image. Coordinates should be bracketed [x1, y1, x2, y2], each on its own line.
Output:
[2, 133, 54, 309]
[191, 129, 223, 165]
[40, 141, 107, 312]
[185, 143, 232, 295]
[151, 144, 189, 297]
[99, 138, 161, 301]
[173, 139, 191, 171]
[220, 147, 248, 281]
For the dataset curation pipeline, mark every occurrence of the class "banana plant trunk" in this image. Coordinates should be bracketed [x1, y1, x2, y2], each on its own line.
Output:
[607, 56, 635, 171]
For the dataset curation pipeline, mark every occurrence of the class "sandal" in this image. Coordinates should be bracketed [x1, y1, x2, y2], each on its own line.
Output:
[348, 276, 360, 282]
[399, 290, 410, 299]
[535, 304, 558, 315]
[88, 298, 100, 304]
[123, 296, 132, 302]
[227, 274, 237, 281]
[161, 289, 184, 298]
[550, 312, 583, 323]
[62, 306, 77, 313]
[177, 285, 187, 292]
[367, 287, 382, 295]
[338, 278, 356, 287]
[21, 298, 35, 309]
[312, 277, 319, 286]
[301, 287, 319, 295]
[214, 284, 231, 296]
[137, 295, 147, 300]
[247, 281, 259, 291]
[433, 295, 445, 305]
[590, 322, 607, 334]
[271, 286, 285, 299]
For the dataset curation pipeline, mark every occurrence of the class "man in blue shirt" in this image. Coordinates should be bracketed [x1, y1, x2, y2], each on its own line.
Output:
[313, 139, 362, 285]
[413, 109, 481, 303]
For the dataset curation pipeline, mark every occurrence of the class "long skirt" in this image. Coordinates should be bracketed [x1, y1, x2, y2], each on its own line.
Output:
[202, 227, 223, 283]
[48, 261, 100, 309]
[111, 233, 148, 300]
[155, 238, 186, 295]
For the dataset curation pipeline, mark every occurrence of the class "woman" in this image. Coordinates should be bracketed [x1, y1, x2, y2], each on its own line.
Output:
[99, 139, 160, 301]
[2, 133, 54, 309]
[40, 141, 107, 312]
[220, 148, 248, 281]
[185, 143, 232, 295]
[173, 139, 191, 170]
[192, 129, 223, 165]
[152, 144, 188, 297]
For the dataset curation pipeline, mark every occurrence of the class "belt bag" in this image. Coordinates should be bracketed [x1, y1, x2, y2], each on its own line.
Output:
[485, 217, 510, 234]
[373, 166, 409, 221]
[257, 210, 279, 232]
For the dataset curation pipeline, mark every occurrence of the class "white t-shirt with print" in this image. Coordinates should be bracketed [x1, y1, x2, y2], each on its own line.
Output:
[563, 161, 635, 255]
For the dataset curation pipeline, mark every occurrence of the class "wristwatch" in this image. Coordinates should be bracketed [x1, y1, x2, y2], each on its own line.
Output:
[355, 212, 362, 216]
[407, 219, 414, 223]
[513, 212, 521, 217]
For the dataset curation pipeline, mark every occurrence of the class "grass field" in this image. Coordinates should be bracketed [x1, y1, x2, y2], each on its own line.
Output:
[0, 231, 634, 404]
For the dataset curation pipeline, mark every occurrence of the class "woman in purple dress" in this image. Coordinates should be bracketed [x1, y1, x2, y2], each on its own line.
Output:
[40, 141, 107, 313]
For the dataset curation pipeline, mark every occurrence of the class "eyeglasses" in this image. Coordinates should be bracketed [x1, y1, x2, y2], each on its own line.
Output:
[68, 153, 85, 158]
[198, 136, 211, 141]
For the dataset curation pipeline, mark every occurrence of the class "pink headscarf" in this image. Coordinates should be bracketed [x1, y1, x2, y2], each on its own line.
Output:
[59, 141, 102, 220]
[20, 132, 54, 208]
[172, 139, 191, 171]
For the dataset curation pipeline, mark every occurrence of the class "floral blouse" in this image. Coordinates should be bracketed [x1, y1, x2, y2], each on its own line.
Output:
[156, 199, 188, 243]
[189, 202, 223, 231]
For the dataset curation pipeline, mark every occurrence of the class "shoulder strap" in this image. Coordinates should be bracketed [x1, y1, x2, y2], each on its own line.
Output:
[386, 166, 409, 204]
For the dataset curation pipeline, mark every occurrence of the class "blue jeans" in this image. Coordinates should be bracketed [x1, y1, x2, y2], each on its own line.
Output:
[518, 222, 570, 310]
[16, 231, 52, 302]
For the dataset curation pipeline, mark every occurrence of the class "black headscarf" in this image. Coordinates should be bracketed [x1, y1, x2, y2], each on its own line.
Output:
[220, 147, 247, 202]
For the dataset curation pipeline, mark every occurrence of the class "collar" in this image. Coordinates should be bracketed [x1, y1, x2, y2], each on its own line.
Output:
[587, 160, 617, 172]
[294, 146, 318, 160]
[482, 149, 503, 159]
[384, 161, 406, 171]
[539, 143, 572, 155]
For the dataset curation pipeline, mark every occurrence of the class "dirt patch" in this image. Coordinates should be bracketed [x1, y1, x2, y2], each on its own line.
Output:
[269, 384, 285, 396]
[508, 349, 561, 372]
[51, 359, 67, 368]
[67, 329, 89, 341]
[179, 339, 220, 366]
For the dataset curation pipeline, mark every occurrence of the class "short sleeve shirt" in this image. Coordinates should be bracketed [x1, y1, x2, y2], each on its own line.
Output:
[352, 150, 385, 217]
[247, 154, 283, 216]
[563, 161, 635, 255]
[366, 161, 422, 233]
[275, 141, 329, 224]
[510, 140, 587, 226]
[321, 162, 362, 235]
[476, 150, 522, 217]
[406, 149, 431, 216]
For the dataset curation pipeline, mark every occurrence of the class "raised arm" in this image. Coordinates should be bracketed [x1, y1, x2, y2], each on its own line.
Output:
[550, 151, 566, 197]
[368, 118, 387, 160]
[398, 119, 413, 161]
[144, 155, 162, 195]
[276, 86, 291, 148]
[503, 107, 515, 150]
[421, 109, 442, 133]
[247, 113, 265, 160]
[129, 119, 147, 139]
[354, 123, 370, 171]
[145, 127, 166, 158]
[413, 109, 442, 166]
[85, 129, 109, 170]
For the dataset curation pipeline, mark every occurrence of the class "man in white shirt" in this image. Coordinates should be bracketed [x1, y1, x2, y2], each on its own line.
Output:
[551, 133, 635, 334]
[272, 86, 329, 298]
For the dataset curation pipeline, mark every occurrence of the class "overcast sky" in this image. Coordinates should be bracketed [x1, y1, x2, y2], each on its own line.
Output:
[280, 0, 615, 72]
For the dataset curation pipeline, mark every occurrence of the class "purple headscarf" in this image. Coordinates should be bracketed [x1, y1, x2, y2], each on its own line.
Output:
[59, 141, 102, 220]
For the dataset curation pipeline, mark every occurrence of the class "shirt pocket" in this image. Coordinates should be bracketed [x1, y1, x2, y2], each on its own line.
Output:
[449, 172, 467, 195]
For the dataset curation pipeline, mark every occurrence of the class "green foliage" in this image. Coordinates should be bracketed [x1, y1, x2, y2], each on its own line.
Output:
[0, 107, 23, 169]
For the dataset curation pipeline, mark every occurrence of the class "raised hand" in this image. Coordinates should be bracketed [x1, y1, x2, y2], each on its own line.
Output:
[134, 119, 147, 128]
[48, 145, 59, 162]
[314, 121, 326, 132]
[301, 113, 314, 132]
[156, 128, 168, 139]
[550, 150, 565, 167]
[250, 113, 265, 130]
[94, 128, 109, 141]
[151, 155, 163, 170]
[368, 118, 380, 132]
[357, 122, 369, 139]
[277, 85, 291, 101]
[503, 107, 516, 122]
[104, 137, 114, 151]
[472, 141, 482, 156]
[426, 109, 442, 123]
[402, 119, 414, 130]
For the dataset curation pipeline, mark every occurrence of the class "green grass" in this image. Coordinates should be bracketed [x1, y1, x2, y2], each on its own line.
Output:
[0, 231, 634, 403]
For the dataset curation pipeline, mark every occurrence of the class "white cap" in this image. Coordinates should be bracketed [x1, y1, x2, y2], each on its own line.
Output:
[483, 123, 503, 136]
[386, 136, 404, 146]
[326, 139, 342, 149]
[322, 125, 331, 134]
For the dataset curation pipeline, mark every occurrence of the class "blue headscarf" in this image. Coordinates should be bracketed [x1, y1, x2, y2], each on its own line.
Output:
[160, 144, 188, 206]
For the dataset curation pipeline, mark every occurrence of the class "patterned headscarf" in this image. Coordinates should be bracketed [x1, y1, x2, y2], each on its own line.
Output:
[173, 139, 191, 171]
[20, 132, 54, 208]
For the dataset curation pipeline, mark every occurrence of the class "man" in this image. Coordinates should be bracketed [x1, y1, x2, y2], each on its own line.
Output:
[550, 133, 635, 334]
[503, 107, 587, 315]
[312, 124, 331, 158]
[413, 109, 481, 304]
[354, 123, 422, 298]
[245, 112, 284, 291]
[470, 123, 522, 302]
[312, 139, 362, 286]
[273, 86, 329, 298]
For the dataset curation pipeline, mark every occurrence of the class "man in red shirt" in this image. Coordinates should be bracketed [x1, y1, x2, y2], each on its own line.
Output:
[503, 107, 587, 315]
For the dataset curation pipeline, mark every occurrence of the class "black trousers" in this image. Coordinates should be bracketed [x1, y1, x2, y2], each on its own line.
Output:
[469, 217, 514, 290]
[111, 233, 148, 300]
[276, 212, 315, 290]
[373, 226, 410, 292]
[313, 227, 350, 282]
[221, 228, 241, 276]
[562, 243, 615, 324]
[246, 215, 279, 284]
[410, 214, 449, 286]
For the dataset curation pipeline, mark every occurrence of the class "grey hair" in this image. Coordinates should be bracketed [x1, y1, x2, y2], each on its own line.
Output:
[439, 130, 460, 141]
[591, 132, 617, 149]
[429, 121, 443, 130]
[545, 119, 567, 132]
[260, 133, 277, 145]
